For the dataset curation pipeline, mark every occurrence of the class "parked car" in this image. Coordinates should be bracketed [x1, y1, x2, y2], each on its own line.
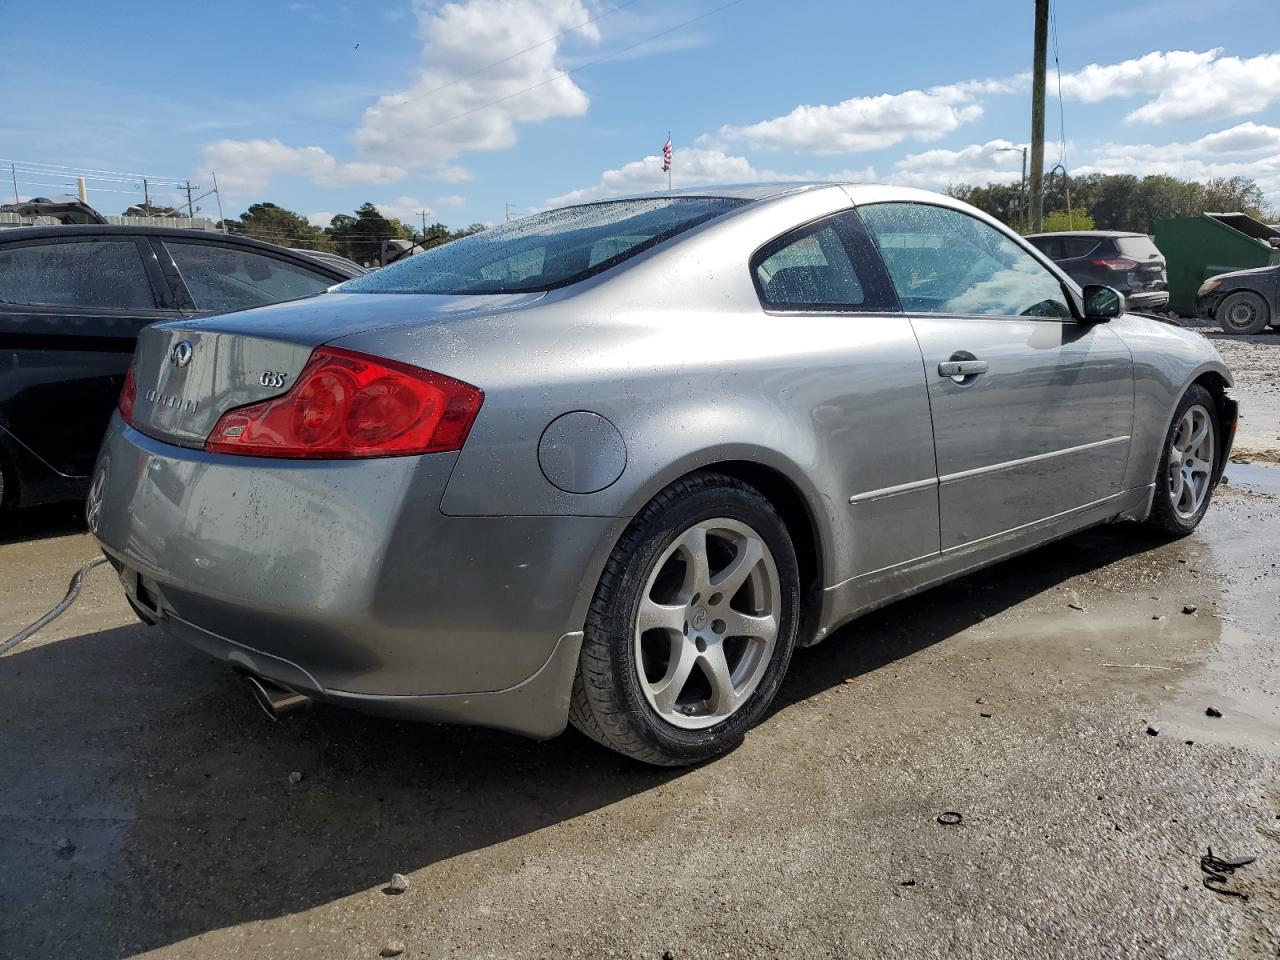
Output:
[89, 184, 1235, 766]
[0, 225, 360, 513]
[1025, 230, 1169, 311]
[1196, 264, 1280, 334]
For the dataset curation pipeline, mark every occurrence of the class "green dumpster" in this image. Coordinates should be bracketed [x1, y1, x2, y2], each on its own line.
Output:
[1153, 212, 1280, 315]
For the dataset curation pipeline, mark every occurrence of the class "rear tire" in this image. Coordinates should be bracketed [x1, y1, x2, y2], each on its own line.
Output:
[1145, 384, 1220, 537]
[570, 472, 800, 766]
[1217, 290, 1270, 335]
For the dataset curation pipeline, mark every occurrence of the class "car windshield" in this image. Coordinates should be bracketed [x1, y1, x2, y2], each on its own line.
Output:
[337, 197, 748, 295]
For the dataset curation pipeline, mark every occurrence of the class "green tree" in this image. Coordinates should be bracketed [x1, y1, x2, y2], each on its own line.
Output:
[325, 203, 405, 265]
[1199, 176, 1271, 220]
[1039, 208, 1096, 232]
[222, 202, 330, 250]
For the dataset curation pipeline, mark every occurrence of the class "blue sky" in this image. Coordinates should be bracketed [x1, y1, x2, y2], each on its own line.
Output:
[4, 0, 1279, 232]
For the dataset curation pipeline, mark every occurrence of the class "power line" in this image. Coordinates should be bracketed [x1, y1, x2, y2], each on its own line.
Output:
[400, 0, 748, 136]
[0, 157, 189, 185]
[408, 0, 647, 104]
[1050, 0, 1066, 170]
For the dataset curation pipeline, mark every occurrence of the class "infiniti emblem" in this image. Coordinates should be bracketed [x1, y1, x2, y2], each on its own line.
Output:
[170, 340, 194, 367]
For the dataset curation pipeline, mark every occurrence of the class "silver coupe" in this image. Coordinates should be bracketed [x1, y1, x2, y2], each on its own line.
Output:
[89, 183, 1237, 766]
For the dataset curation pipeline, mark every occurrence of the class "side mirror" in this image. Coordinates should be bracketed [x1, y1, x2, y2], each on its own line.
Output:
[1082, 284, 1124, 322]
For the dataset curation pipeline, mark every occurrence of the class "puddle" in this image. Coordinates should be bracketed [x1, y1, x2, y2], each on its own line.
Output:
[1224, 461, 1280, 497]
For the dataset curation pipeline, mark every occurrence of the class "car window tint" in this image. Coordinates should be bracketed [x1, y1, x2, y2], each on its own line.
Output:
[1028, 236, 1063, 259]
[165, 241, 333, 313]
[755, 224, 865, 309]
[860, 203, 1071, 319]
[1061, 236, 1100, 259]
[0, 239, 156, 309]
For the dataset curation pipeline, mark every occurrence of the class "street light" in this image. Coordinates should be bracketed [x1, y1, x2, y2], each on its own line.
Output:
[994, 146, 1028, 233]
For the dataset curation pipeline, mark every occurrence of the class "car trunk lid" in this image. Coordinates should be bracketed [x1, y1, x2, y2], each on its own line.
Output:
[127, 291, 543, 447]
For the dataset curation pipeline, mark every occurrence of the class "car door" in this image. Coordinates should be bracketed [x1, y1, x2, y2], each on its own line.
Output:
[857, 201, 1134, 552]
[750, 210, 940, 590]
[153, 238, 339, 315]
[0, 233, 182, 478]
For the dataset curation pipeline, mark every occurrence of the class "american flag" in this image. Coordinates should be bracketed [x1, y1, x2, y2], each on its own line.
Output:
[661, 135, 672, 173]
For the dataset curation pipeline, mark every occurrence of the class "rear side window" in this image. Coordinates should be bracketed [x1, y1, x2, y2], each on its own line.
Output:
[1114, 235, 1161, 259]
[0, 238, 157, 309]
[751, 211, 897, 312]
[1027, 236, 1063, 259]
[860, 202, 1071, 319]
[1061, 236, 1100, 258]
[165, 241, 333, 313]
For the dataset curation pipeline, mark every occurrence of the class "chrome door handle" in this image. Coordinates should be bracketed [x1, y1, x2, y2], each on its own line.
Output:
[938, 359, 988, 381]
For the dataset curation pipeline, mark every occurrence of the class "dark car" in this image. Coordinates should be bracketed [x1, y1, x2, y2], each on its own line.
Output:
[0, 225, 359, 513]
[1026, 230, 1169, 311]
[1195, 264, 1280, 335]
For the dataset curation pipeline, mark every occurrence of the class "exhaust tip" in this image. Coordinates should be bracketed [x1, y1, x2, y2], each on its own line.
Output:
[245, 674, 311, 720]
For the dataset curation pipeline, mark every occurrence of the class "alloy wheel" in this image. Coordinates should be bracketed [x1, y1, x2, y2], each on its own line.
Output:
[633, 518, 781, 730]
[1168, 404, 1214, 520]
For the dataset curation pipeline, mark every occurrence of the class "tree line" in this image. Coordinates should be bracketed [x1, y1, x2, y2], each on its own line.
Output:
[947, 173, 1274, 234]
[214, 202, 487, 265]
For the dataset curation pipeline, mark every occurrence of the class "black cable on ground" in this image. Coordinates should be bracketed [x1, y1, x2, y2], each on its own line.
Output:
[0, 555, 109, 656]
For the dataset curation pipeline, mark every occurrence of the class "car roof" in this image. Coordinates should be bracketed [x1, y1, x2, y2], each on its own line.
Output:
[1025, 230, 1148, 239]
[0, 223, 358, 277]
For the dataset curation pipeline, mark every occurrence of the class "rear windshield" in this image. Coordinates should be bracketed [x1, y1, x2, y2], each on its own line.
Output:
[1115, 235, 1161, 259]
[339, 197, 748, 295]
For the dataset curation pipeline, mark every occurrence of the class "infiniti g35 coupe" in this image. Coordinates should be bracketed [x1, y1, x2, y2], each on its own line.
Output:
[88, 183, 1237, 766]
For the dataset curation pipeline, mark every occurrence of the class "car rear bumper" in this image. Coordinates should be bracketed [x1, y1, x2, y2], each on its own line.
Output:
[1125, 290, 1169, 310]
[90, 415, 620, 738]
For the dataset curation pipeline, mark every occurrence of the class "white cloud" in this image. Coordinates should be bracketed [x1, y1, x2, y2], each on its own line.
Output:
[435, 194, 466, 207]
[307, 211, 334, 227]
[707, 82, 999, 155]
[352, 0, 597, 170]
[889, 139, 1029, 190]
[372, 195, 433, 224]
[1058, 49, 1280, 123]
[1190, 122, 1280, 156]
[201, 0, 594, 200]
[544, 147, 874, 207]
[201, 138, 404, 197]
[1073, 124, 1280, 206]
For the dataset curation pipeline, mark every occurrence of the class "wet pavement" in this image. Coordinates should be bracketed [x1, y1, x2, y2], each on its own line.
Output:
[2, 362, 1279, 958]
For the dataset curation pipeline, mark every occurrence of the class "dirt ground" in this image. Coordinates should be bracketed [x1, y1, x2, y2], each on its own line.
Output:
[2, 324, 1279, 960]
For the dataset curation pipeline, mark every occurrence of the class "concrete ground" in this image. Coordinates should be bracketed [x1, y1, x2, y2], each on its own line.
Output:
[2, 325, 1279, 960]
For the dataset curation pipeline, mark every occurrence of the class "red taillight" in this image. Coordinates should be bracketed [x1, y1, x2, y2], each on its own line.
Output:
[205, 346, 484, 459]
[119, 363, 137, 425]
[1091, 257, 1139, 272]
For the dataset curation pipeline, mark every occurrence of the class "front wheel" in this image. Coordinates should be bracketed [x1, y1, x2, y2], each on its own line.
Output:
[570, 473, 800, 766]
[1145, 384, 1220, 537]
[1217, 290, 1270, 335]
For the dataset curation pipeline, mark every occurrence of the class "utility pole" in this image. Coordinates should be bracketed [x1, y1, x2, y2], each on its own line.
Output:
[143, 178, 150, 210]
[183, 180, 198, 220]
[505, 203, 514, 223]
[76, 177, 88, 204]
[420, 210, 428, 234]
[10, 163, 18, 203]
[1029, 0, 1048, 234]
[211, 171, 227, 232]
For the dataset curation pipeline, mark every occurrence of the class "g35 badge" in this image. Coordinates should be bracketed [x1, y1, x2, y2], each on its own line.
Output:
[260, 371, 290, 388]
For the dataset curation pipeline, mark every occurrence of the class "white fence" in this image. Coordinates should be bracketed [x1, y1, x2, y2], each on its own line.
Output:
[0, 212, 221, 231]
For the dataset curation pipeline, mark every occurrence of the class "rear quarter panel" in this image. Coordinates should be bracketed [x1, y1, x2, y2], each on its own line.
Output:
[333, 187, 940, 592]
